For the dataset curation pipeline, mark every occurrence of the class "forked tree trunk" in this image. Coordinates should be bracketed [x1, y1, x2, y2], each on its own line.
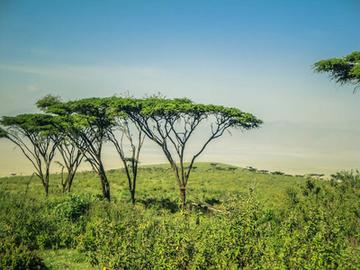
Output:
[60, 168, 78, 193]
[123, 165, 137, 205]
[67, 171, 76, 192]
[39, 171, 50, 197]
[180, 185, 187, 208]
[44, 180, 49, 197]
[100, 173, 111, 201]
[130, 189, 136, 205]
[98, 166, 111, 201]
[171, 163, 188, 208]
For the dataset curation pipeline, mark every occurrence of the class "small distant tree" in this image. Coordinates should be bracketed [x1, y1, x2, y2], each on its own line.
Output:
[0, 114, 61, 196]
[48, 99, 113, 200]
[118, 97, 262, 207]
[314, 51, 360, 91]
[106, 107, 145, 205]
[37, 95, 84, 193]
[55, 140, 84, 193]
[36, 94, 63, 110]
[109, 114, 145, 204]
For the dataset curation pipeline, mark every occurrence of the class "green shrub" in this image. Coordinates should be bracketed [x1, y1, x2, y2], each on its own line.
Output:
[75, 180, 360, 269]
[77, 195, 275, 269]
[0, 166, 359, 269]
[0, 193, 58, 249]
[53, 194, 90, 221]
[0, 239, 45, 270]
[0, 192, 90, 250]
[331, 170, 360, 189]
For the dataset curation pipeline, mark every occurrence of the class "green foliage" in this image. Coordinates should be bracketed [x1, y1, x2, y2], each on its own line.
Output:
[0, 164, 359, 269]
[76, 183, 359, 269]
[107, 96, 263, 206]
[0, 126, 8, 138]
[331, 170, 360, 189]
[314, 51, 360, 87]
[1, 113, 58, 135]
[0, 239, 45, 270]
[111, 96, 263, 129]
[38, 96, 262, 203]
[46, 98, 114, 200]
[0, 114, 62, 196]
[53, 194, 90, 221]
[0, 192, 55, 249]
[36, 94, 62, 112]
[0, 191, 89, 250]
[49, 99, 114, 132]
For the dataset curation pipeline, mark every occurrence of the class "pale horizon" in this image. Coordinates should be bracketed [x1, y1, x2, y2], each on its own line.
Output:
[1, 121, 359, 177]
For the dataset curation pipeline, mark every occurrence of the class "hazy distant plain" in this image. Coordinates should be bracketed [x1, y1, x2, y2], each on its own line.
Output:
[1, 121, 359, 177]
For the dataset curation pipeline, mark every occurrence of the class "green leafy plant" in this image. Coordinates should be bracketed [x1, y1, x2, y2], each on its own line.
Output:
[314, 51, 360, 91]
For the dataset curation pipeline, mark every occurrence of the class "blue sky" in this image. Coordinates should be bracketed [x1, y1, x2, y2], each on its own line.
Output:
[0, 0, 359, 175]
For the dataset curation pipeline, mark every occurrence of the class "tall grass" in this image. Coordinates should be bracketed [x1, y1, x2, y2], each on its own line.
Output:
[0, 163, 359, 269]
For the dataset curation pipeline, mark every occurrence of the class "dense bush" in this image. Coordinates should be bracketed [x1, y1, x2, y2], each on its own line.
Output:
[0, 239, 45, 270]
[53, 194, 90, 221]
[0, 192, 89, 250]
[76, 180, 360, 269]
[0, 169, 359, 269]
[0, 191, 57, 250]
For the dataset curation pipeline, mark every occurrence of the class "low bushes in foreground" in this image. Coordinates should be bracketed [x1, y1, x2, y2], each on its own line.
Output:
[0, 171, 359, 269]
[77, 186, 359, 269]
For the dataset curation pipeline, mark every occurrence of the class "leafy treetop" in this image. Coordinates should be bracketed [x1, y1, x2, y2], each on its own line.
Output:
[1, 114, 59, 136]
[111, 97, 262, 129]
[0, 126, 8, 138]
[47, 98, 117, 131]
[36, 95, 63, 112]
[314, 51, 360, 87]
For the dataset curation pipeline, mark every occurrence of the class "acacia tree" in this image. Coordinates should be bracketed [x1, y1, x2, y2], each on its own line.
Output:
[48, 99, 113, 200]
[314, 51, 360, 91]
[68, 97, 145, 204]
[106, 110, 145, 205]
[0, 114, 61, 196]
[116, 97, 262, 207]
[37, 95, 84, 193]
[48, 97, 146, 203]
[55, 141, 84, 193]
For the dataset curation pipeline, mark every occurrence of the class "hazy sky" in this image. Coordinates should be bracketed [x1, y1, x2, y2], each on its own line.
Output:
[0, 0, 359, 176]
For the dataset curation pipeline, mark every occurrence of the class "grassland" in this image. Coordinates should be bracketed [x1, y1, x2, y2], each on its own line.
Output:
[0, 163, 359, 269]
[0, 163, 305, 208]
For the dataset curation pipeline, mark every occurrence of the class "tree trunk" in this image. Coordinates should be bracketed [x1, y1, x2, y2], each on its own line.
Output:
[180, 185, 186, 208]
[131, 189, 136, 205]
[98, 166, 111, 201]
[60, 167, 66, 193]
[131, 168, 137, 205]
[124, 165, 136, 205]
[67, 172, 76, 192]
[45, 166, 50, 197]
[44, 181, 49, 197]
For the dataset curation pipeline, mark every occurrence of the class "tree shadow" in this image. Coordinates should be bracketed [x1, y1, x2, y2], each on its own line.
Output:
[204, 197, 221, 205]
[139, 197, 180, 213]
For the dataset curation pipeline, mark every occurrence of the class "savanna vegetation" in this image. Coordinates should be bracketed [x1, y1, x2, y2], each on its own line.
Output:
[0, 96, 262, 204]
[0, 90, 359, 269]
[0, 164, 359, 269]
